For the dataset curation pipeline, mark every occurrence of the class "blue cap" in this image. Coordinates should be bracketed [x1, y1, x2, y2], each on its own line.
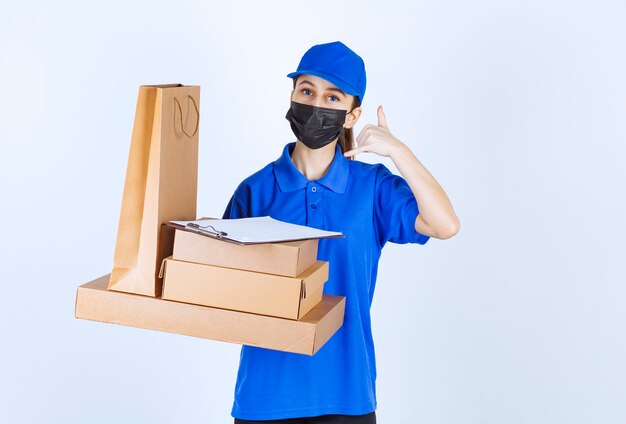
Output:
[287, 41, 367, 104]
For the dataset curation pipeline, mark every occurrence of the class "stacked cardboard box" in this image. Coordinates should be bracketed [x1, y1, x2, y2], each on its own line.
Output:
[161, 228, 329, 320]
[75, 225, 345, 356]
[75, 274, 345, 355]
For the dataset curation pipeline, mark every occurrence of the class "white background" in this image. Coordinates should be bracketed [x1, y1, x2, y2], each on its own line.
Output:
[1, 1, 625, 423]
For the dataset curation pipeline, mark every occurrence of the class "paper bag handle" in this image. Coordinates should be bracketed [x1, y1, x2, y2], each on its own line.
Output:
[173, 95, 199, 138]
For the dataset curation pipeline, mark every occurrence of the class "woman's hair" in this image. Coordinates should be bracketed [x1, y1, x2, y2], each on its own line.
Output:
[292, 77, 361, 160]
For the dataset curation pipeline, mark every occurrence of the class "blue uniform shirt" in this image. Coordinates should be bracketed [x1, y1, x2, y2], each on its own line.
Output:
[222, 141, 430, 420]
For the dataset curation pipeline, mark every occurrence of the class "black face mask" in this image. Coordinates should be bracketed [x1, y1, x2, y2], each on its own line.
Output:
[285, 101, 348, 149]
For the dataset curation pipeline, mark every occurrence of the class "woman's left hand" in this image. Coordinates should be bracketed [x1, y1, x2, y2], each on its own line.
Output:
[343, 105, 405, 158]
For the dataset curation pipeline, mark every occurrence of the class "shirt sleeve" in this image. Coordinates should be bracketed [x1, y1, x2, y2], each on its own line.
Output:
[222, 190, 250, 219]
[374, 164, 430, 247]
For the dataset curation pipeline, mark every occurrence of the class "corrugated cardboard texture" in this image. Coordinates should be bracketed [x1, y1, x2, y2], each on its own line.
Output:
[75, 275, 345, 356]
[161, 258, 328, 319]
[173, 229, 318, 277]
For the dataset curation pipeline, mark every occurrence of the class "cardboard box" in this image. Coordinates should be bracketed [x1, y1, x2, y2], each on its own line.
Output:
[172, 228, 318, 277]
[160, 257, 328, 320]
[75, 275, 345, 356]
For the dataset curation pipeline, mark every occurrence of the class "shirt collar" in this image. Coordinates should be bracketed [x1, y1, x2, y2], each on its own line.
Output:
[274, 142, 349, 194]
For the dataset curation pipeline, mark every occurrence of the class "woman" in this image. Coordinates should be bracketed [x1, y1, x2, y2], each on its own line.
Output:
[223, 41, 460, 423]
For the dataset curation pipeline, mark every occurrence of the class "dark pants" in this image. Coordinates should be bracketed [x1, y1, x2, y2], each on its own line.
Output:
[234, 411, 376, 424]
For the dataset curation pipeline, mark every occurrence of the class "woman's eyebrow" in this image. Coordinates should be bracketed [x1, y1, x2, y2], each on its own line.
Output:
[326, 87, 346, 97]
[298, 79, 346, 97]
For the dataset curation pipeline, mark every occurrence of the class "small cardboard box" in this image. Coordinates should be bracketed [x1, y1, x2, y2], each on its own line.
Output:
[172, 228, 318, 277]
[75, 275, 345, 356]
[160, 257, 328, 320]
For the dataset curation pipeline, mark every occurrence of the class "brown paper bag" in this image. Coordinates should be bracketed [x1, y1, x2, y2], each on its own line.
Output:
[108, 84, 200, 297]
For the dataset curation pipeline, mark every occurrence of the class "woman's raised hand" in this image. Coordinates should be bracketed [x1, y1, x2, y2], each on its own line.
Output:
[343, 105, 405, 158]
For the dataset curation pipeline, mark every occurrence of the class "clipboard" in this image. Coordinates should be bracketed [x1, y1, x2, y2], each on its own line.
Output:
[167, 216, 345, 245]
[166, 219, 245, 244]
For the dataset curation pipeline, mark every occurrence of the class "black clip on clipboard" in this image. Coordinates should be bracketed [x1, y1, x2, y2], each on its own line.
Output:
[185, 222, 228, 239]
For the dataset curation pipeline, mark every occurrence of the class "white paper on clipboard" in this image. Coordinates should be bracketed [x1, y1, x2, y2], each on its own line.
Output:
[169, 216, 344, 244]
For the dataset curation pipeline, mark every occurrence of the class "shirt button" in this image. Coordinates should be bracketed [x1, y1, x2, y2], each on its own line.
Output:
[311, 186, 317, 192]
[310, 204, 317, 209]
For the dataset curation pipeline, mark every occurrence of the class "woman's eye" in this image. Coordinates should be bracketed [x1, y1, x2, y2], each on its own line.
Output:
[328, 95, 340, 102]
[302, 89, 312, 96]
